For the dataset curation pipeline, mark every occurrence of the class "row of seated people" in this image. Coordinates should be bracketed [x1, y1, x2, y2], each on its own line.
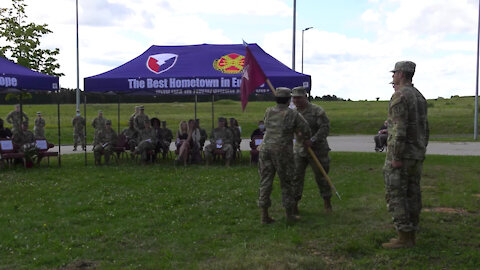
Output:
[0, 120, 56, 168]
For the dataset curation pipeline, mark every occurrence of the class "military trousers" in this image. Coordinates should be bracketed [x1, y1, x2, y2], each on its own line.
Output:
[136, 140, 154, 161]
[93, 144, 113, 164]
[34, 127, 45, 139]
[383, 158, 423, 232]
[293, 150, 331, 203]
[74, 131, 85, 149]
[204, 143, 233, 161]
[258, 147, 295, 209]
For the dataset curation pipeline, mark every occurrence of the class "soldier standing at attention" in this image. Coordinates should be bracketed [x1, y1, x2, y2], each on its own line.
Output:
[34, 112, 45, 138]
[93, 120, 117, 165]
[258, 87, 310, 224]
[382, 61, 429, 249]
[72, 109, 86, 151]
[291, 87, 332, 215]
[92, 110, 106, 141]
[129, 106, 140, 122]
[134, 105, 149, 132]
[6, 104, 28, 136]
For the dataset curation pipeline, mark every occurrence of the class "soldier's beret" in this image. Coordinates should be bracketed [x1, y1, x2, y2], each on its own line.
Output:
[275, 87, 291, 97]
[292, 86, 307, 97]
[390, 61, 416, 74]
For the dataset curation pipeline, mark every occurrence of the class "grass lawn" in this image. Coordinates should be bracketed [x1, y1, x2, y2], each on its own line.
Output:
[0, 152, 479, 269]
[0, 96, 478, 144]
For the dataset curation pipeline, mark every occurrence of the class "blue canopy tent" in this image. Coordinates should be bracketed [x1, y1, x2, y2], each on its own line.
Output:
[84, 43, 311, 133]
[0, 56, 61, 166]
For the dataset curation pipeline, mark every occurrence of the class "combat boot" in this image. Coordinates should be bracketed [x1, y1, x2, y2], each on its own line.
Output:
[261, 208, 275, 224]
[285, 207, 300, 224]
[382, 231, 415, 249]
[73, 146, 77, 151]
[323, 196, 333, 213]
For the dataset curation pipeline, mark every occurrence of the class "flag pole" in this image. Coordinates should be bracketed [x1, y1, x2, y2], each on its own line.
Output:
[265, 79, 276, 96]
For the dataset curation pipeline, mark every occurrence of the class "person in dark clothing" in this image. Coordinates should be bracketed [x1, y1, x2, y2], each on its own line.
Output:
[0, 118, 13, 138]
[374, 120, 388, 152]
[250, 120, 265, 140]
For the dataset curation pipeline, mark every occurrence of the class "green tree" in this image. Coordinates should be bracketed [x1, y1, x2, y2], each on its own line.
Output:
[0, 0, 63, 76]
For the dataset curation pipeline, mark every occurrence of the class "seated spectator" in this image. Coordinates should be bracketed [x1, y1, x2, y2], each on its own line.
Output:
[195, 119, 208, 150]
[12, 121, 36, 166]
[374, 120, 388, 152]
[151, 117, 162, 155]
[93, 120, 117, 165]
[175, 120, 194, 166]
[135, 120, 157, 163]
[250, 120, 265, 140]
[0, 118, 13, 139]
[204, 117, 234, 167]
[229, 118, 242, 153]
[122, 119, 138, 156]
[159, 120, 173, 159]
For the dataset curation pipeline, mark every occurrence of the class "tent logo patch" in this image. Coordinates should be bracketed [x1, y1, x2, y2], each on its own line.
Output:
[213, 53, 245, 74]
[146, 53, 178, 74]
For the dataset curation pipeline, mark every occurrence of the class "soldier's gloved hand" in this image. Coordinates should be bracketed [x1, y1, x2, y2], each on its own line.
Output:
[303, 139, 313, 148]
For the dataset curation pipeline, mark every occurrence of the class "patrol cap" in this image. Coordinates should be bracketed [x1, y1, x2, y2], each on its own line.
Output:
[161, 120, 166, 124]
[390, 61, 416, 74]
[135, 105, 139, 109]
[139, 105, 144, 110]
[292, 86, 307, 97]
[98, 110, 103, 113]
[218, 117, 227, 122]
[106, 120, 112, 125]
[275, 87, 291, 97]
[36, 112, 42, 115]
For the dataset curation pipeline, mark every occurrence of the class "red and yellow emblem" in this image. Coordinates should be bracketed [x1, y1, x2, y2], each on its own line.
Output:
[213, 53, 245, 74]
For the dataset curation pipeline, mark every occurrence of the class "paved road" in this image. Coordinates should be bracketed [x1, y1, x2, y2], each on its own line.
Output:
[52, 135, 480, 156]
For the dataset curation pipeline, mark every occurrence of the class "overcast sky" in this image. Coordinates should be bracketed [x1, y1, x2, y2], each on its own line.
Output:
[4, 0, 480, 100]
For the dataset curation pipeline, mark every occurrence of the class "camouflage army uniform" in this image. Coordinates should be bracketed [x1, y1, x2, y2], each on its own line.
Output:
[229, 126, 242, 151]
[34, 117, 45, 138]
[91, 116, 106, 141]
[121, 126, 138, 152]
[13, 129, 35, 148]
[204, 127, 234, 162]
[72, 115, 86, 150]
[159, 126, 173, 158]
[135, 127, 157, 162]
[134, 113, 150, 131]
[93, 127, 117, 165]
[6, 110, 28, 135]
[293, 102, 332, 203]
[258, 103, 310, 211]
[384, 84, 429, 233]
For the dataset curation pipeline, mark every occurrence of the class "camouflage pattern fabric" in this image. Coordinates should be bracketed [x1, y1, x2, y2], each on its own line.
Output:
[204, 127, 234, 161]
[91, 116, 106, 140]
[258, 103, 310, 209]
[383, 84, 429, 232]
[293, 102, 332, 201]
[134, 114, 150, 131]
[93, 127, 117, 164]
[6, 111, 28, 135]
[122, 127, 138, 151]
[12, 130, 35, 147]
[34, 118, 45, 138]
[135, 127, 157, 161]
[72, 116, 86, 149]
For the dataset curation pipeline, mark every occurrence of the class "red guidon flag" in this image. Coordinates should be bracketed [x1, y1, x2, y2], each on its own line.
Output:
[240, 46, 267, 111]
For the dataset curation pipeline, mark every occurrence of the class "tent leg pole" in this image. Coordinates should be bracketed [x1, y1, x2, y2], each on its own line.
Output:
[117, 95, 120, 134]
[211, 93, 214, 130]
[84, 94, 87, 166]
[57, 97, 61, 167]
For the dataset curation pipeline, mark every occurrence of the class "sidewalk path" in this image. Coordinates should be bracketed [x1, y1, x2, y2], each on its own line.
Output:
[52, 135, 480, 156]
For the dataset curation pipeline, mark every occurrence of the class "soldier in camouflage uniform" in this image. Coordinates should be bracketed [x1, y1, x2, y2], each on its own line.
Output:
[382, 61, 429, 249]
[122, 118, 138, 154]
[72, 110, 86, 151]
[34, 112, 45, 138]
[93, 120, 118, 165]
[6, 104, 28, 136]
[258, 87, 311, 224]
[12, 121, 35, 149]
[204, 117, 234, 167]
[291, 87, 332, 215]
[134, 106, 150, 132]
[134, 119, 157, 163]
[129, 106, 140, 122]
[91, 110, 106, 141]
[159, 121, 173, 159]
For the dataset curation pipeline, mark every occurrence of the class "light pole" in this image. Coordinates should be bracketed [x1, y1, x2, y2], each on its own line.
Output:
[76, 0, 80, 112]
[302, 27, 313, 74]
